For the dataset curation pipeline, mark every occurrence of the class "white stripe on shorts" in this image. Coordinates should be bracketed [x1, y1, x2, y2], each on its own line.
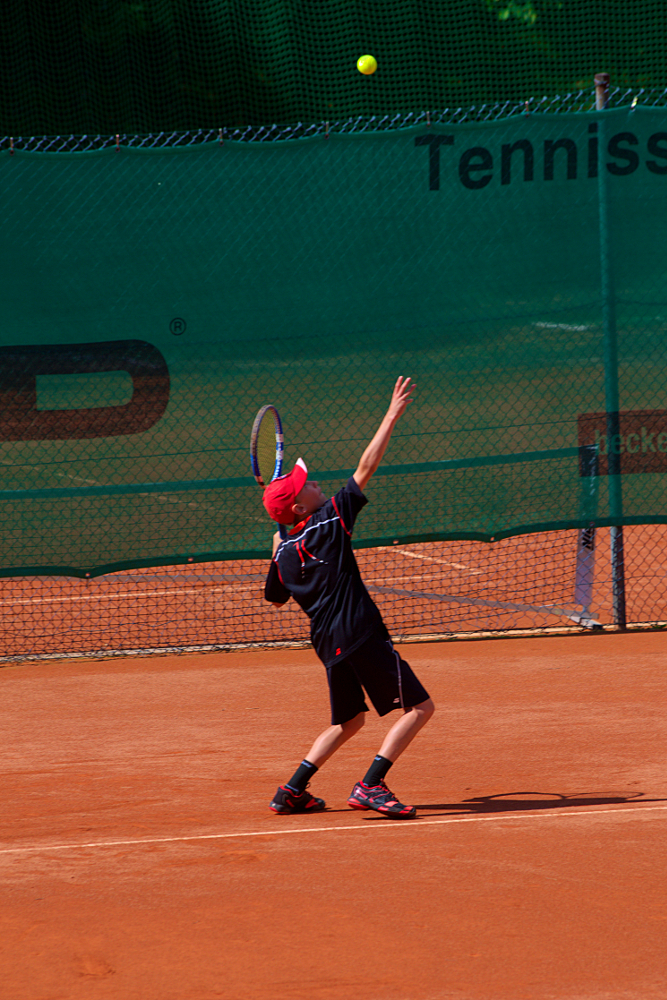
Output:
[387, 640, 405, 710]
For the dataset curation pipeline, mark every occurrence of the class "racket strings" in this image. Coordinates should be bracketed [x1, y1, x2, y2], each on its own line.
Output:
[256, 417, 279, 486]
[251, 405, 283, 487]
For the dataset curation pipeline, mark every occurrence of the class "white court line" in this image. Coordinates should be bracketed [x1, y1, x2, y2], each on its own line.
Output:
[375, 546, 483, 575]
[0, 584, 259, 608]
[1, 804, 666, 856]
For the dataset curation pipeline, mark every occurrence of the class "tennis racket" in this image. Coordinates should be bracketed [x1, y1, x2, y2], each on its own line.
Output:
[250, 404, 287, 539]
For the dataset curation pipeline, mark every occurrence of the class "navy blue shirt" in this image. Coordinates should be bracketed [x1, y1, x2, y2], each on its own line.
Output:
[264, 477, 388, 667]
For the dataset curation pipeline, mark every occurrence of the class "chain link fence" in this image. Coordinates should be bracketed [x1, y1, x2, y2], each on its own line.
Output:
[2, 525, 665, 662]
[2, 85, 667, 153]
[1, 89, 666, 660]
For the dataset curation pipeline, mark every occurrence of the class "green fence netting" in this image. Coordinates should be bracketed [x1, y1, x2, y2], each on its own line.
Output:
[2, 1, 667, 134]
[1, 106, 666, 578]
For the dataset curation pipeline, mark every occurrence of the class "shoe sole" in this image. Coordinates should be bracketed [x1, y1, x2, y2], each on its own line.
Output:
[269, 802, 326, 815]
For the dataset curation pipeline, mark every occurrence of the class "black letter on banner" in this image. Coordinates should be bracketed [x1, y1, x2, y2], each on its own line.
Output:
[415, 135, 454, 190]
[501, 140, 534, 185]
[459, 147, 493, 190]
[0, 340, 170, 441]
[588, 123, 598, 178]
[544, 138, 577, 180]
[647, 133, 667, 175]
[606, 132, 639, 175]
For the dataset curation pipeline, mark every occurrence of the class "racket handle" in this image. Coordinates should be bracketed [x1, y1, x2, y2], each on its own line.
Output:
[278, 524, 288, 540]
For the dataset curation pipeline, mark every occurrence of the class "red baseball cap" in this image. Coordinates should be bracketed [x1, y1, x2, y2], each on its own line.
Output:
[262, 458, 308, 524]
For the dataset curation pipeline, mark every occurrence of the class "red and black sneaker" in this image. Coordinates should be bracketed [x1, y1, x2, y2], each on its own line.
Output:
[348, 780, 416, 818]
[269, 785, 326, 815]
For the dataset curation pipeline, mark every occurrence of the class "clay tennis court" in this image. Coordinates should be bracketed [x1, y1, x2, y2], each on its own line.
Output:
[2, 630, 666, 999]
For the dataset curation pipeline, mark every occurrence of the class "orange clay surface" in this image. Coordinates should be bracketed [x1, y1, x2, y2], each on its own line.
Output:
[1, 632, 666, 1000]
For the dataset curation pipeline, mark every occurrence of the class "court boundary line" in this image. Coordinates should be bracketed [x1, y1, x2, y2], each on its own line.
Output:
[2, 803, 666, 856]
[0, 582, 259, 608]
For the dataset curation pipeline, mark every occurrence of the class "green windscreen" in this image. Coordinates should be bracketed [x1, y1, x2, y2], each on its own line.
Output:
[1, 1, 667, 134]
[1, 107, 666, 577]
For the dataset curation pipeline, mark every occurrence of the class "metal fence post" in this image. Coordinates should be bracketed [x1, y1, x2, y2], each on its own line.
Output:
[595, 72, 627, 629]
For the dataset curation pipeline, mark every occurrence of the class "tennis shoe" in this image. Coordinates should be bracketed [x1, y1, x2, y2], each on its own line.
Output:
[347, 780, 416, 818]
[269, 785, 326, 815]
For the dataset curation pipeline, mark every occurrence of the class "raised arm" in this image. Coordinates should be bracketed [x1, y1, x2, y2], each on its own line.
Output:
[353, 376, 415, 492]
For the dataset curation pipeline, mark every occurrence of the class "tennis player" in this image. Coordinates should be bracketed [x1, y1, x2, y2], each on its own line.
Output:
[263, 377, 434, 818]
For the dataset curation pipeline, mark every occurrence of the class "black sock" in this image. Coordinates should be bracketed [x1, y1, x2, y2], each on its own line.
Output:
[363, 755, 393, 787]
[285, 759, 318, 794]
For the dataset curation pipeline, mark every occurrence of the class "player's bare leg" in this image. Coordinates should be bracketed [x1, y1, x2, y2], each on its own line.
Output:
[305, 711, 366, 768]
[378, 697, 435, 761]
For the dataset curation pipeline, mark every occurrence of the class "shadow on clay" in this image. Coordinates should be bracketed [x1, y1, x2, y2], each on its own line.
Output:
[290, 792, 667, 819]
[404, 790, 667, 818]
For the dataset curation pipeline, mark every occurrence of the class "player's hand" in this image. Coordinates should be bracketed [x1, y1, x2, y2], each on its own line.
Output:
[387, 376, 415, 422]
[272, 531, 282, 556]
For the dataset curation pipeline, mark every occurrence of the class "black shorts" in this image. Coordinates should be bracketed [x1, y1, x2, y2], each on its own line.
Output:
[325, 634, 430, 725]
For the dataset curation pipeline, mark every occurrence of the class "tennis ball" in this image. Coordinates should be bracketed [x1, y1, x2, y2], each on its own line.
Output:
[357, 54, 377, 75]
